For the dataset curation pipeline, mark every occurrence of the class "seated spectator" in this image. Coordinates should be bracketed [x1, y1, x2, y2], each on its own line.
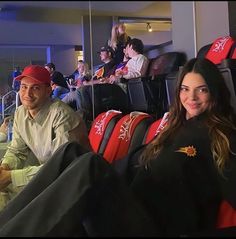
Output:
[84, 46, 116, 85]
[45, 62, 69, 100]
[108, 38, 149, 84]
[12, 66, 22, 91]
[61, 47, 117, 110]
[0, 65, 91, 211]
[0, 116, 12, 143]
[61, 61, 91, 110]
[107, 45, 130, 83]
[115, 58, 236, 236]
[67, 60, 92, 88]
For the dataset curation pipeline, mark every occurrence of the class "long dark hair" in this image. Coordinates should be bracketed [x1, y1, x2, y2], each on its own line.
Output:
[140, 58, 236, 171]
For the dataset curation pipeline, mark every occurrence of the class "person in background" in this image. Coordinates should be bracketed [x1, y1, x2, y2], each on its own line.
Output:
[61, 61, 91, 111]
[107, 45, 130, 83]
[0, 116, 12, 143]
[67, 60, 91, 88]
[0, 65, 91, 210]
[73, 61, 91, 88]
[116, 57, 236, 236]
[44, 62, 69, 100]
[12, 66, 22, 92]
[108, 38, 149, 84]
[84, 46, 116, 85]
[107, 23, 131, 65]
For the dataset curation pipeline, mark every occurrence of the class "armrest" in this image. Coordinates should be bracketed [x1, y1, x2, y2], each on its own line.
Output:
[219, 59, 236, 69]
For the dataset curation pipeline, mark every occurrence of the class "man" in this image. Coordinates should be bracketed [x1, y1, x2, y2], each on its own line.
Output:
[11, 66, 22, 92]
[0, 65, 91, 210]
[109, 38, 149, 83]
[62, 46, 117, 111]
[45, 62, 69, 100]
[84, 46, 116, 85]
[107, 46, 130, 82]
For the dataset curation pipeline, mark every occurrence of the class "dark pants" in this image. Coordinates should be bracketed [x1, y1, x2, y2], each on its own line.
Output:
[0, 142, 158, 237]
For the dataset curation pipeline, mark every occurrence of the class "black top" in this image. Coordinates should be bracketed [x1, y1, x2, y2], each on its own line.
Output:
[93, 59, 116, 80]
[51, 71, 68, 89]
[106, 35, 131, 65]
[108, 35, 131, 65]
[114, 113, 236, 236]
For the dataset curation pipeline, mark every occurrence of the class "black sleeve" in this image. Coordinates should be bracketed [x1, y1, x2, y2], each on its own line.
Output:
[112, 144, 146, 185]
[219, 134, 236, 208]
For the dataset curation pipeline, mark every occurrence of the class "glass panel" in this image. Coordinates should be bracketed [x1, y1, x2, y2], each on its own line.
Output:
[0, 46, 48, 94]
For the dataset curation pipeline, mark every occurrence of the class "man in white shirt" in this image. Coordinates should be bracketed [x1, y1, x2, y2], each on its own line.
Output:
[109, 38, 149, 83]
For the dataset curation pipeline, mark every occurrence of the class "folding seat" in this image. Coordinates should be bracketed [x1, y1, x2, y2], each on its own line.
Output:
[197, 36, 236, 111]
[126, 52, 186, 118]
[164, 70, 180, 109]
[143, 112, 169, 144]
[88, 110, 122, 154]
[217, 200, 236, 229]
[102, 111, 153, 164]
[196, 43, 212, 59]
[80, 83, 129, 122]
[147, 51, 187, 78]
[204, 36, 235, 65]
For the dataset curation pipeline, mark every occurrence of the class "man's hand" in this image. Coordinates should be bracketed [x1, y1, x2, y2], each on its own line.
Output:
[1, 164, 10, 170]
[0, 164, 11, 190]
[0, 169, 11, 190]
[108, 75, 119, 84]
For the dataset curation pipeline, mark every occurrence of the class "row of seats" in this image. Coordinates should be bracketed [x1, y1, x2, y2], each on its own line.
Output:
[88, 110, 166, 164]
[88, 109, 236, 231]
[78, 51, 187, 125]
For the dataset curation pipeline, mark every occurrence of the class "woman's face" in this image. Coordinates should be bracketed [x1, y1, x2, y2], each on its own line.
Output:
[180, 72, 210, 120]
[78, 63, 85, 73]
[118, 24, 125, 34]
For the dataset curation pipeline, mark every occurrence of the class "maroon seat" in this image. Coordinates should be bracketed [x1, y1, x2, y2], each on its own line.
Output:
[143, 112, 169, 144]
[102, 112, 153, 164]
[147, 51, 187, 78]
[89, 110, 122, 154]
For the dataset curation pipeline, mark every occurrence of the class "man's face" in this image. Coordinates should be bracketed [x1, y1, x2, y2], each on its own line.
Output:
[19, 77, 52, 112]
[126, 44, 133, 58]
[100, 51, 110, 62]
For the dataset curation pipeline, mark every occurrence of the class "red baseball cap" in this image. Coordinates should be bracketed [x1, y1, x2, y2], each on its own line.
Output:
[15, 65, 51, 85]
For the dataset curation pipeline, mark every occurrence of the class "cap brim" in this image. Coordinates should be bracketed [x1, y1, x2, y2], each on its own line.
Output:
[14, 75, 46, 84]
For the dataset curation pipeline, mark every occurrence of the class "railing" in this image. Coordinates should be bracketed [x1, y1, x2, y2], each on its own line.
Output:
[0, 90, 17, 121]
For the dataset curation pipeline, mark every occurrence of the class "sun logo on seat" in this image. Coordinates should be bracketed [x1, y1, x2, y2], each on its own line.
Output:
[176, 146, 197, 157]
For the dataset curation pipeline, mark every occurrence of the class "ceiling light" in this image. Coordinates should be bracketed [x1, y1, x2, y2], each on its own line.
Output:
[147, 22, 152, 32]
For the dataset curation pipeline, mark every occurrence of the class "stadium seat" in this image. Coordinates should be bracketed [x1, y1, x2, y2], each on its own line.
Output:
[102, 111, 153, 163]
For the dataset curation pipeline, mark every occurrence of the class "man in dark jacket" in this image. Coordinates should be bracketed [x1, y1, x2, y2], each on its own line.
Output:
[45, 62, 69, 99]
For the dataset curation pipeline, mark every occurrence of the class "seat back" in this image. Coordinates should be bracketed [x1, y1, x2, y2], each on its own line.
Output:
[205, 36, 235, 65]
[147, 52, 187, 77]
[89, 110, 122, 154]
[142, 52, 186, 117]
[126, 77, 167, 118]
[219, 67, 236, 112]
[102, 111, 153, 163]
[197, 36, 236, 65]
[80, 83, 129, 121]
[196, 43, 212, 59]
[217, 200, 236, 229]
[165, 71, 179, 108]
[143, 112, 169, 144]
[126, 78, 149, 112]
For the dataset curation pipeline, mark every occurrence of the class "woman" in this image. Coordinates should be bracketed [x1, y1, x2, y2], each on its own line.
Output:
[121, 58, 236, 236]
[107, 23, 131, 65]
